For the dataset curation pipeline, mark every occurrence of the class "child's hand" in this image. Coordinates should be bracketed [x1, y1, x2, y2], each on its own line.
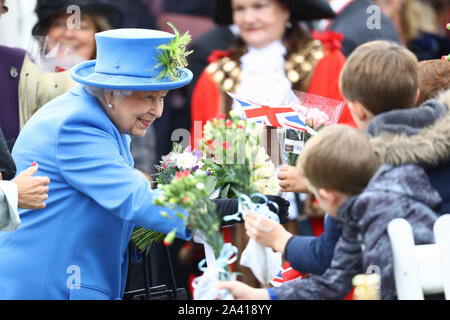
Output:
[244, 214, 293, 254]
[216, 280, 270, 300]
[278, 165, 309, 193]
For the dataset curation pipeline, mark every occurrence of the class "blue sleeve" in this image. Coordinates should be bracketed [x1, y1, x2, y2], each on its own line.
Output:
[284, 215, 342, 274]
[266, 288, 278, 300]
[56, 117, 192, 241]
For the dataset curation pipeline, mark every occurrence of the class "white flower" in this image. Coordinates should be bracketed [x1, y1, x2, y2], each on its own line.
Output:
[253, 162, 275, 179]
[176, 152, 198, 170]
[196, 182, 205, 190]
[229, 109, 239, 118]
[255, 147, 270, 166]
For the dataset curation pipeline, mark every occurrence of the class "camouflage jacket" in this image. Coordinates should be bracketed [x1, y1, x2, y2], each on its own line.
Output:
[273, 164, 441, 300]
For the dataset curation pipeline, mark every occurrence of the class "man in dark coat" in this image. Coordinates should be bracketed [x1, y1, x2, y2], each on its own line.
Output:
[320, 0, 401, 57]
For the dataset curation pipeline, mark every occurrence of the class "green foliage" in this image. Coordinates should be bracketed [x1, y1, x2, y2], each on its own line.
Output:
[156, 22, 193, 80]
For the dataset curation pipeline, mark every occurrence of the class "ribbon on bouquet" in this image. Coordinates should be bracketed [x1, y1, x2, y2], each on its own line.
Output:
[224, 193, 283, 285]
[222, 193, 280, 229]
[192, 243, 238, 300]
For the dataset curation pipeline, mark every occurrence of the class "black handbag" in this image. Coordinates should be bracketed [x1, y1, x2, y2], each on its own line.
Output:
[123, 244, 188, 300]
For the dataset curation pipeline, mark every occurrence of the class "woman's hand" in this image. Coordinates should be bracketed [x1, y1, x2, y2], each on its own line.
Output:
[277, 165, 309, 193]
[13, 164, 50, 209]
[244, 214, 293, 254]
[216, 280, 270, 300]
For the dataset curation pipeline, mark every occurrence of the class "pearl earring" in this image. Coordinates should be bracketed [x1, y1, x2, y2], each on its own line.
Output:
[285, 21, 292, 29]
[107, 103, 113, 109]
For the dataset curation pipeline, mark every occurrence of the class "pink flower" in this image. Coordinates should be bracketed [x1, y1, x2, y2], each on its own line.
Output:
[174, 171, 184, 181]
[306, 108, 329, 129]
[182, 170, 191, 177]
[222, 141, 231, 149]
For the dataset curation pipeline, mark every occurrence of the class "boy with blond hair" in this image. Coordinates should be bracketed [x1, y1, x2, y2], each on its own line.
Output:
[340, 41, 450, 214]
[219, 125, 440, 299]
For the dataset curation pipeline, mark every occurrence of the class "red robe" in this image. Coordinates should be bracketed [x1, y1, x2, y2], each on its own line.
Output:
[191, 32, 356, 147]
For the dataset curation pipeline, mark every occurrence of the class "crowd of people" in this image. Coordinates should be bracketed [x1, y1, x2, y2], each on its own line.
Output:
[0, 0, 449, 300]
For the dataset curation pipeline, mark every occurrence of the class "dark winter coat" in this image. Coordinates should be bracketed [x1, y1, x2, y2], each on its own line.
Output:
[272, 164, 441, 300]
[367, 89, 450, 215]
[0, 129, 16, 181]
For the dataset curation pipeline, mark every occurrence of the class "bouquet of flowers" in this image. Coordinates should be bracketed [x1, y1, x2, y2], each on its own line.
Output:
[131, 168, 223, 255]
[154, 142, 208, 185]
[199, 111, 285, 289]
[131, 143, 216, 253]
[278, 90, 345, 166]
[200, 110, 278, 198]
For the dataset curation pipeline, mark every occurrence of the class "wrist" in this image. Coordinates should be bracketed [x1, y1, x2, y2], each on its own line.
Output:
[273, 230, 293, 254]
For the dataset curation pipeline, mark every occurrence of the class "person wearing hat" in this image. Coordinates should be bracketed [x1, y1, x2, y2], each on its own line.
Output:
[31, 0, 123, 60]
[0, 0, 124, 154]
[190, 0, 356, 288]
[0, 28, 195, 300]
[0, 1, 51, 231]
[17, 0, 125, 130]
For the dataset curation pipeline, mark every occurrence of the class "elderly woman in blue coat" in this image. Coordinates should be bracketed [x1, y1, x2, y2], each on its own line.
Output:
[0, 28, 195, 300]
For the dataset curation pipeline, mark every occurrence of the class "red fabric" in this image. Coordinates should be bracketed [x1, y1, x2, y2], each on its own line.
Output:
[312, 30, 344, 51]
[190, 38, 356, 147]
[222, 227, 235, 272]
[306, 41, 356, 128]
[208, 49, 232, 63]
[190, 70, 221, 147]
[54, 66, 66, 72]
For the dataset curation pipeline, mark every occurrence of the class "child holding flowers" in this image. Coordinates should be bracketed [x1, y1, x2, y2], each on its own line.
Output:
[218, 125, 440, 300]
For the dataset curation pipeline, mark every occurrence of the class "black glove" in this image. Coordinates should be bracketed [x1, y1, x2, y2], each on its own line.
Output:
[213, 195, 290, 227]
[264, 195, 290, 224]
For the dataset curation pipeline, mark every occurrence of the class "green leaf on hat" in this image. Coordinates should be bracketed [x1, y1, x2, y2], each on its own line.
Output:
[155, 22, 193, 81]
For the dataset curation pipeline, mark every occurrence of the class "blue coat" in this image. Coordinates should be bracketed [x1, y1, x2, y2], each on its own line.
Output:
[0, 85, 192, 300]
[284, 215, 342, 275]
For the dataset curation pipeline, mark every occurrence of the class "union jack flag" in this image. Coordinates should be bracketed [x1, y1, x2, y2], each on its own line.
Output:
[227, 92, 317, 135]
[271, 262, 305, 287]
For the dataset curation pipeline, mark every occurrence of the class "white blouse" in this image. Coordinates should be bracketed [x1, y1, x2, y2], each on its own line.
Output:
[232, 39, 292, 110]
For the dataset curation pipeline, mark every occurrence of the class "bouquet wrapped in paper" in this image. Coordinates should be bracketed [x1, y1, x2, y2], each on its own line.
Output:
[200, 110, 278, 198]
[192, 243, 238, 300]
[223, 194, 283, 285]
[278, 90, 345, 166]
[197, 110, 284, 290]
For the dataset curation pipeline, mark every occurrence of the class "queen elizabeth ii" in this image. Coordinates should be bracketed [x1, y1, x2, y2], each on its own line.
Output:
[0, 28, 194, 299]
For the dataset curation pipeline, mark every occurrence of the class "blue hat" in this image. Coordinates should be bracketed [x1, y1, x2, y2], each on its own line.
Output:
[71, 28, 193, 91]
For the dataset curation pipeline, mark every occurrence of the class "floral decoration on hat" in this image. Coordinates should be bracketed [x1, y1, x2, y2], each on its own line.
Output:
[156, 22, 193, 80]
